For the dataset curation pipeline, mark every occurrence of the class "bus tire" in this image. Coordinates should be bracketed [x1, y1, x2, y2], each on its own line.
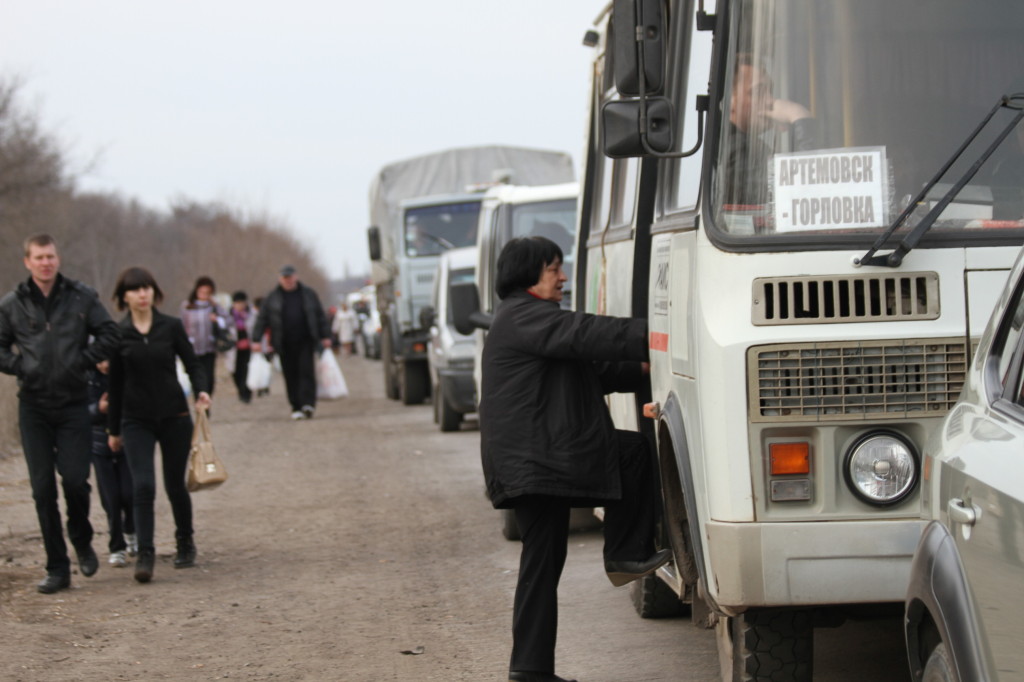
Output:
[629, 573, 688, 619]
[729, 608, 813, 682]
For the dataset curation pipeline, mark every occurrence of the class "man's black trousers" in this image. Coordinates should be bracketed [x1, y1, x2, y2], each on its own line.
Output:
[19, 401, 94, 576]
[280, 339, 317, 411]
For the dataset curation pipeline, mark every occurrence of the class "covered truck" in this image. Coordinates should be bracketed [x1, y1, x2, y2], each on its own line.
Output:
[367, 145, 575, 404]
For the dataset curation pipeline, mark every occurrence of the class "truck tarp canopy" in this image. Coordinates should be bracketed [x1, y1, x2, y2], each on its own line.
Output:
[368, 145, 575, 271]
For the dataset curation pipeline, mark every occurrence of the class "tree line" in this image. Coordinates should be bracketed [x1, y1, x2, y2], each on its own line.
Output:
[0, 75, 332, 455]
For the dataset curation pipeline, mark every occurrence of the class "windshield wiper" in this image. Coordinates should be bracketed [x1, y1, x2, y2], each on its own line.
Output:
[857, 93, 1024, 268]
[416, 232, 455, 251]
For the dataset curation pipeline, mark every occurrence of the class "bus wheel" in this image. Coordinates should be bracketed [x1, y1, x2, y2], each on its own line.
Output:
[718, 609, 813, 681]
[629, 573, 687, 619]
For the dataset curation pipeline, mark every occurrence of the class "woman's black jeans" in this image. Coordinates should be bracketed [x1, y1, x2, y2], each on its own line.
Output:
[121, 414, 194, 552]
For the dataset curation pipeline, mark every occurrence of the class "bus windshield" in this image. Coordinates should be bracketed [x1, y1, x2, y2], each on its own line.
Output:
[710, 0, 1024, 246]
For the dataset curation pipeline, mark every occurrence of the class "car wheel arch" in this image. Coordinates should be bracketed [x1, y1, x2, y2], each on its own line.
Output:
[905, 520, 989, 682]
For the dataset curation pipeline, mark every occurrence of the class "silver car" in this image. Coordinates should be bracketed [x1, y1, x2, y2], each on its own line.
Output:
[427, 247, 478, 432]
[905, 248, 1024, 681]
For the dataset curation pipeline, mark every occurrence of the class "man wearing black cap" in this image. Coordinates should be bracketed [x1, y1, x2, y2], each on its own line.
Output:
[252, 265, 331, 420]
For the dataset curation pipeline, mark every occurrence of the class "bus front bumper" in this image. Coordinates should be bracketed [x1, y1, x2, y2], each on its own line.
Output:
[705, 518, 927, 608]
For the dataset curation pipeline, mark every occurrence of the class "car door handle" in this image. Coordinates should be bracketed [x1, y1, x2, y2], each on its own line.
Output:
[948, 498, 977, 526]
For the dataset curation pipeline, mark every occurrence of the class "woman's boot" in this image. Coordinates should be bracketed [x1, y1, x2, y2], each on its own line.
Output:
[134, 549, 155, 583]
[174, 536, 197, 568]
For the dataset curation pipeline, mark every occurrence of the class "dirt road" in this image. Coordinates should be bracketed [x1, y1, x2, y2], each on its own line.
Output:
[0, 353, 909, 681]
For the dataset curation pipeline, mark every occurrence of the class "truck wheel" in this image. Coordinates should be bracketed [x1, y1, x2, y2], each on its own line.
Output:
[922, 643, 954, 682]
[381, 328, 400, 400]
[501, 509, 521, 541]
[722, 608, 813, 682]
[401, 362, 428, 405]
[629, 573, 687, 619]
[438, 386, 462, 432]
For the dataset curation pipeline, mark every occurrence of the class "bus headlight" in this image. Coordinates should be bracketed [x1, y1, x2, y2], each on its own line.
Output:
[843, 431, 918, 506]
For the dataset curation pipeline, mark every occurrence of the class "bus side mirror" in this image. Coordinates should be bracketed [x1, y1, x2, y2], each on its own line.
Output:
[612, 0, 665, 96]
[602, 98, 674, 157]
[450, 281, 493, 335]
[368, 226, 382, 261]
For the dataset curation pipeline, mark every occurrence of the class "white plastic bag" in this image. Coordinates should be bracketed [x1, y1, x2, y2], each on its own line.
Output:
[246, 353, 273, 392]
[316, 350, 349, 399]
[176, 359, 191, 397]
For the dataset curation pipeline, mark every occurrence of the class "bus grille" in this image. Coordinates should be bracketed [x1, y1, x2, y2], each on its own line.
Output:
[752, 272, 939, 325]
[750, 339, 966, 422]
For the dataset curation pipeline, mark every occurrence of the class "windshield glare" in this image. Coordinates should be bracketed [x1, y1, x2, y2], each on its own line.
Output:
[404, 201, 480, 257]
[712, 0, 1024, 244]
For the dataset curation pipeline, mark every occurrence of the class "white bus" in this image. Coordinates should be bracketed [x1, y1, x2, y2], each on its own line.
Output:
[578, 1, 1024, 678]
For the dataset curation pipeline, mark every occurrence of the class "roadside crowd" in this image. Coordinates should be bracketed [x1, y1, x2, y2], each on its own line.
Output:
[0, 234, 338, 591]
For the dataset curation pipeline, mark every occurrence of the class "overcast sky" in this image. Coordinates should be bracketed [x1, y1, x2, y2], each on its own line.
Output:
[3, 1, 605, 279]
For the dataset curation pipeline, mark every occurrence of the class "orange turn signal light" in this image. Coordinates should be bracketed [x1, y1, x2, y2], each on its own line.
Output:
[770, 442, 810, 475]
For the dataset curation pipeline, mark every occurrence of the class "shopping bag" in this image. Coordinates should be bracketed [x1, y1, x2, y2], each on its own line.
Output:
[316, 350, 349, 399]
[187, 409, 228, 492]
[176, 359, 191, 397]
[246, 352, 272, 392]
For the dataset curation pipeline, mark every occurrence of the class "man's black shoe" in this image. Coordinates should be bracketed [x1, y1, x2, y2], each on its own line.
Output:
[37, 573, 71, 594]
[508, 672, 578, 682]
[77, 546, 99, 577]
[604, 548, 673, 587]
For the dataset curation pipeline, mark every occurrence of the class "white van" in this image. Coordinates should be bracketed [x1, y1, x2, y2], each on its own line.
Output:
[426, 247, 478, 432]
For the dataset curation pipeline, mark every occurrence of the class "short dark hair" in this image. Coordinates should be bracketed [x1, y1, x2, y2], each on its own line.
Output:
[495, 236, 563, 300]
[112, 267, 164, 311]
[23, 234, 57, 257]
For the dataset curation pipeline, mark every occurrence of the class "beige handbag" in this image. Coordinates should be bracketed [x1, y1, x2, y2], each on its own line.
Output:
[187, 408, 228, 492]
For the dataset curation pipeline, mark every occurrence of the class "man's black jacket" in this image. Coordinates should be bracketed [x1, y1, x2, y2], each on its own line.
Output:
[478, 290, 648, 508]
[252, 282, 329, 351]
[0, 275, 120, 409]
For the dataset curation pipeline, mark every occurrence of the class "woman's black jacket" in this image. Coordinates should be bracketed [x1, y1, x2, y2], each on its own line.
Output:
[106, 309, 206, 436]
[479, 290, 648, 508]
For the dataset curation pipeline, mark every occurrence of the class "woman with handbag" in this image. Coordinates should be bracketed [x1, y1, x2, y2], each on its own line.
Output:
[107, 267, 212, 583]
[180, 275, 229, 400]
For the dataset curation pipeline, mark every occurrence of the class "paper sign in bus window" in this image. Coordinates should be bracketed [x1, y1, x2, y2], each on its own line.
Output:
[773, 147, 888, 232]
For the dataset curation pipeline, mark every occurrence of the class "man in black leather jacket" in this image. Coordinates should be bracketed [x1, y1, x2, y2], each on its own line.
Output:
[251, 265, 331, 420]
[0, 234, 120, 594]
